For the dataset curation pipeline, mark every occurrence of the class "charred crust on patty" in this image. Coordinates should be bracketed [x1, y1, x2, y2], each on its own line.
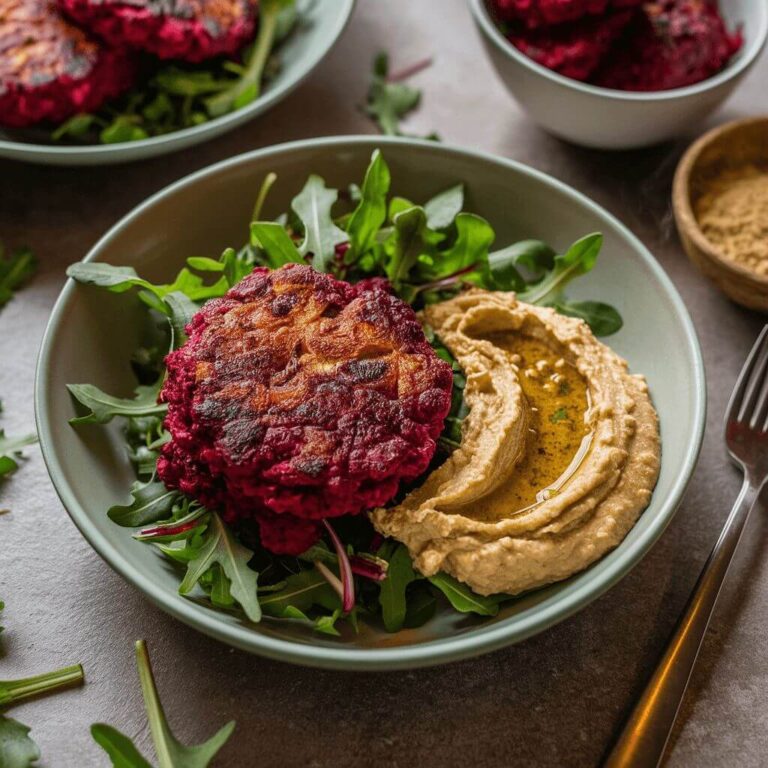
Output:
[0, 0, 136, 126]
[157, 264, 454, 555]
[57, 0, 257, 62]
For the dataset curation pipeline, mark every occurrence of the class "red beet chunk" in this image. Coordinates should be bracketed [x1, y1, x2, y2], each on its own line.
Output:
[593, 0, 743, 91]
[507, 8, 635, 81]
[0, 0, 136, 128]
[492, 0, 643, 28]
[57, 0, 257, 63]
[158, 265, 454, 555]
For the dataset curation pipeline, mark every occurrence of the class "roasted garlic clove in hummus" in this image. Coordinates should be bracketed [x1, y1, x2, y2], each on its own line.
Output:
[371, 289, 661, 597]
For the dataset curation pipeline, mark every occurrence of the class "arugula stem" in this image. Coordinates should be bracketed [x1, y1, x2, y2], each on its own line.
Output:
[387, 57, 433, 83]
[252, 173, 278, 222]
[205, 2, 280, 117]
[0, 664, 84, 707]
[135, 640, 174, 768]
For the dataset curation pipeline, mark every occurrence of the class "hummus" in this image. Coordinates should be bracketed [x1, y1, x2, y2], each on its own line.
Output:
[371, 289, 660, 596]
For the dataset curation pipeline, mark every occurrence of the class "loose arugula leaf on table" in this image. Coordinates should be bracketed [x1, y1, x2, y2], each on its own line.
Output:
[91, 724, 154, 768]
[179, 513, 262, 623]
[0, 430, 37, 479]
[0, 665, 84, 708]
[67, 383, 167, 425]
[0, 717, 40, 768]
[0, 245, 36, 311]
[290, 175, 348, 272]
[93, 640, 234, 768]
[366, 52, 436, 139]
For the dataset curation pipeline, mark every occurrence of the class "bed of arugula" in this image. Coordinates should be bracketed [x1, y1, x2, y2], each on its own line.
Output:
[65, 148, 622, 637]
[47, 0, 298, 145]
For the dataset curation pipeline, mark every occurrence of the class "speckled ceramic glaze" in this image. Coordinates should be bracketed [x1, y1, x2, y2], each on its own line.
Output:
[35, 137, 705, 669]
[0, 0, 355, 166]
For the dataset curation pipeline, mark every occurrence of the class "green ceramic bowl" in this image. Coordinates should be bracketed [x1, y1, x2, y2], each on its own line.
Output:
[35, 137, 706, 669]
[0, 0, 354, 166]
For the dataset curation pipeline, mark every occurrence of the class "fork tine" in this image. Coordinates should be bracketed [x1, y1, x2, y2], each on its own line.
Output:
[752, 372, 768, 431]
[740, 339, 768, 423]
[731, 326, 768, 424]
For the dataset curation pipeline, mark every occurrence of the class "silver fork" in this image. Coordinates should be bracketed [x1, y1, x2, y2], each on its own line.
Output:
[605, 325, 768, 768]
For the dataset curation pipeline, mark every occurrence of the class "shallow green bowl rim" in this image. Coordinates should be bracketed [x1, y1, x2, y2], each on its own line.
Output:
[35, 135, 706, 670]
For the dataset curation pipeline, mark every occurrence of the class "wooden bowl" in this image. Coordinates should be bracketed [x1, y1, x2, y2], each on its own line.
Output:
[673, 116, 768, 312]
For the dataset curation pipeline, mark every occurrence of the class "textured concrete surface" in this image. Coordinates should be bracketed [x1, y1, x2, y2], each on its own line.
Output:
[1, 1, 767, 766]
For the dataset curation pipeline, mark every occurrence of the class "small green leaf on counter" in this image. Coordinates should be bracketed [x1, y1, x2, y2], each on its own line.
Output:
[0, 430, 37, 479]
[91, 724, 154, 768]
[0, 716, 40, 768]
[93, 640, 234, 768]
[0, 245, 36, 311]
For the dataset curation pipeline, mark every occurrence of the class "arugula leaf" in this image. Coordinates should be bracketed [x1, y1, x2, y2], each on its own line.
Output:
[366, 52, 424, 136]
[290, 175, 348, 272]
[205, 0, 294, 117]
[0, 717, 40, 768]
[91, 724, 154, 768]
[94, 640, 234, 768]
[250, 222, 305, 268]
[163, 291, 198, 346]
[346, 150, 391, 260]
[421, 213, 494, 280]
[0, 245, 36, 311]
[424, 184, 464, 230]
[553, 300, 623, 337]
[378, 544, 418, 633]
[108, 480, 181, 528]
[385, 206, 430, 288]
[0, 431, 37, 479]
[67, 383, 166, 425]
[66, 263, 153, 294]
[259, 568, 341, 618]
[66, 263, 227, 308]
[518, 233, 603, 306]
[428, 573, 504, 616]
[179, 513, 261, 623]
[485, 240, 556, 292]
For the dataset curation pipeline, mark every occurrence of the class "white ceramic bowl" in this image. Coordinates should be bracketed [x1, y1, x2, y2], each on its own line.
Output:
[469, 0, 768, 150]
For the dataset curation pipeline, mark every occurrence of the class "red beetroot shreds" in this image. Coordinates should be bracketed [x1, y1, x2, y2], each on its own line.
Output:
[157, 264, 454, 556]
[592, 0, 743, 91]
[57, 0, 257, 63]
[492, 0, 643, 28]
[0, 0, 136, 128]
[507, 8, 636, 81]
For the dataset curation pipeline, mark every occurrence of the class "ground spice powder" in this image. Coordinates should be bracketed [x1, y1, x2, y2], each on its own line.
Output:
[695, 164, 768, 275]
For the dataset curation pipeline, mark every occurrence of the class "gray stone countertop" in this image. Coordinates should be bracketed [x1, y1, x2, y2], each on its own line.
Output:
[0, 1, 766, 766]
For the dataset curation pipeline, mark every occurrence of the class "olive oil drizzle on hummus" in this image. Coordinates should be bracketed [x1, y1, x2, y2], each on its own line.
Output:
[471, 333, 591, 522]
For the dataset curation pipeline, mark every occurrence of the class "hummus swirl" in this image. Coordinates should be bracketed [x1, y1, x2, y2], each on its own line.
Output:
[371, 290, 660, 596]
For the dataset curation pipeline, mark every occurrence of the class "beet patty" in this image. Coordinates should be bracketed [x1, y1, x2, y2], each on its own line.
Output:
[157, 265, 454, 555]
[58, 0, 256, 63]
[0, 0, 135, 127]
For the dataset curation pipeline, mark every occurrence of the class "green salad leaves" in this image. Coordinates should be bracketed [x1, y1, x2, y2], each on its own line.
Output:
[92, 640, 234, 768]
[66, 149, 622, 635]
[51, 0, 298, 145]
